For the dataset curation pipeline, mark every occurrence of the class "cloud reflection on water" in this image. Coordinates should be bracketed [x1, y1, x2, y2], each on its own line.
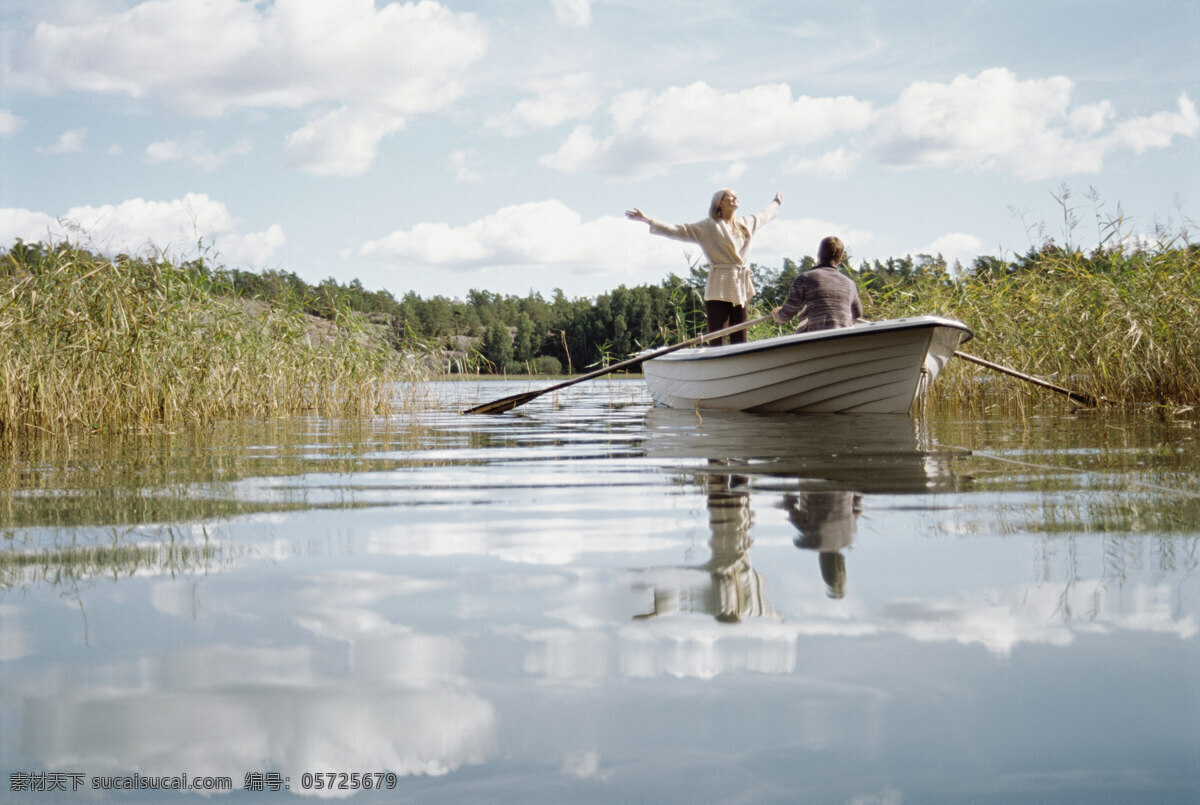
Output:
[14, 569, 497, 791]
[3, 387, 1197, 801]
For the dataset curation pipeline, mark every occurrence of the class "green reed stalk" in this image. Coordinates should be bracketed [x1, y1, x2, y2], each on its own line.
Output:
[860, 242, 1200, 408]
[1, 244, 423, 436]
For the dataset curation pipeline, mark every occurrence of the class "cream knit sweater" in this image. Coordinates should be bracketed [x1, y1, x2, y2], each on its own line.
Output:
[647, 200, 780, 307]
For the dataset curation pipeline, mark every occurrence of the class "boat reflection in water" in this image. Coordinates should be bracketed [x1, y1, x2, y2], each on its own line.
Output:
[636, 409, 969, 617]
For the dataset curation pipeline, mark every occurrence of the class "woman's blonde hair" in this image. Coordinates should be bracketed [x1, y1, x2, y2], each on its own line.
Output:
[710, 188, 749, 238]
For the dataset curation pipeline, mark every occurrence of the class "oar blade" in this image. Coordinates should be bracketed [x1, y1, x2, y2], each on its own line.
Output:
[462, 390, 542, 415]
[953, 350, 1104, 407]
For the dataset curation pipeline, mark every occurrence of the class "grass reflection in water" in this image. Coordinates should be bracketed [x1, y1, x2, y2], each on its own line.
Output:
[0, 414, 469, 590]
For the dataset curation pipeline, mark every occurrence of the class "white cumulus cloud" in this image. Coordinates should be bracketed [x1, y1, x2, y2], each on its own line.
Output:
[1069, 100, 1115, 135]
[144, 132, 252, 170]
[540, 81, 874, 178]
[216, 223, 286, 267]
[0, 209, 56, 247]
[911, 232, 985, 267]
[0, 109, 25, 137]
[12, 0, 488, 175]
[537, 69, 1197, 184]
[487, 73, 602, 135]
[35, 127, 86, 154]
[0, 194, 284, 267]
[1111, 93, 1199, 153]
[360, 200, 645, 270]
[871, 68, 1198, 180]
[12, 0, 487, 116]
[283, 106, 406, 177]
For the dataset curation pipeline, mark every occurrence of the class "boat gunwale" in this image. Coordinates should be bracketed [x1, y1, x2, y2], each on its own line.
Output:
[642, 315, 973, 364]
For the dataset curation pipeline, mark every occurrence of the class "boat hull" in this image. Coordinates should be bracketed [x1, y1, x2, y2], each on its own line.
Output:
[642, 316, 973, 414]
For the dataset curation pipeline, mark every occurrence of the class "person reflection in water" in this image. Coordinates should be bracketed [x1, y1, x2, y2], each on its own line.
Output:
[782, 491, 862, 599]
[634, 471, 779, 623]
[702, 473, 762, 623]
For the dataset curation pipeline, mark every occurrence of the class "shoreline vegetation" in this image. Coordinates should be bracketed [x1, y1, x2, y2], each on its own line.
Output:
[861, 234, 1199, 413]
[1, 241, 422, 438]
[3, 212, 1198, 436]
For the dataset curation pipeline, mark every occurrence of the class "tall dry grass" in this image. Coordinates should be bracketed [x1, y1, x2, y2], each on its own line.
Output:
[1, 243, 421, 436]
[861, 242, 1200, 408]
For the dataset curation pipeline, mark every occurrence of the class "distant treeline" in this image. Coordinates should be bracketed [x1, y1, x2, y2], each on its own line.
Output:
[188, 246, 1112, 375]
[190, 251, 971, 375]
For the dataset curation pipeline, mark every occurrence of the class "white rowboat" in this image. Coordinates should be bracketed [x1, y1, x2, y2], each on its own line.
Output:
[641, 315, 973, 414]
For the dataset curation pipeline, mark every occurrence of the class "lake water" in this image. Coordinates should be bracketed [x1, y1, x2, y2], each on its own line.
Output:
[2, 379, 1198, 803]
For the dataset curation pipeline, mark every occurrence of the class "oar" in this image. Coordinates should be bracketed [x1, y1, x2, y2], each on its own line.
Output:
[953, 350, 1104, 407]
[463, 315, 773, 414]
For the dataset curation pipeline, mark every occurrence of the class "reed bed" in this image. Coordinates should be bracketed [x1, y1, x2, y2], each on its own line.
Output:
[859, 242, 1200, 409]
[1, 244, 422, 437]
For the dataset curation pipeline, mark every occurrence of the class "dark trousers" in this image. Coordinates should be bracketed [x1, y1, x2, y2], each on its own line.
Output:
[705, 300, 748, 346]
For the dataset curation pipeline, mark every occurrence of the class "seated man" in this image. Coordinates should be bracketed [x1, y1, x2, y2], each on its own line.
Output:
[771, 236, 863, 333]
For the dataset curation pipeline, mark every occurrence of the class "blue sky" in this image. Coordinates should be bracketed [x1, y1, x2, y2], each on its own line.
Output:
[2, 0, 1197, 301]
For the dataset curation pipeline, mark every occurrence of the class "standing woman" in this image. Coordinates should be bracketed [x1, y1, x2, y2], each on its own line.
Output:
[626, 189, 783, 345]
